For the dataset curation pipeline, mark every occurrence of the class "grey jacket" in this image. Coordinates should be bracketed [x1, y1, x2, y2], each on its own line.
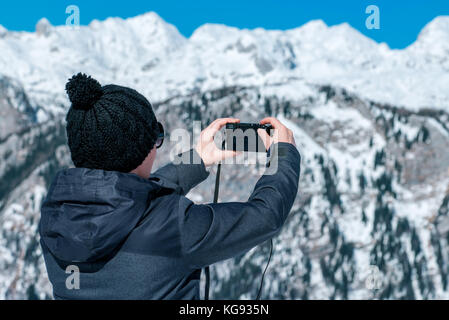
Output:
[39, 142, 301, 299]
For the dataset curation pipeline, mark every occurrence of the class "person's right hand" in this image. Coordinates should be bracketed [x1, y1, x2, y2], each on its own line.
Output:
[195, 118, 241, 167]
[257, 117, 296, 150]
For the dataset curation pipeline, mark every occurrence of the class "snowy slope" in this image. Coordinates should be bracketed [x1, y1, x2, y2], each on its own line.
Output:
[1, 12, 449, 300]
[0, 12, 448, 116]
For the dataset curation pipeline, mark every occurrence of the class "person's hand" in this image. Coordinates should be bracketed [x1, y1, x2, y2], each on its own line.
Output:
[257, 117, 296, 150]
[195, 118, 240, 167]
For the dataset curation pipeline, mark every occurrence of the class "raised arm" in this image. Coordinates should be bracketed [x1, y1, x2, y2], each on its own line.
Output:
[178, 118, 300, 268]
[179, 142, 300, 268]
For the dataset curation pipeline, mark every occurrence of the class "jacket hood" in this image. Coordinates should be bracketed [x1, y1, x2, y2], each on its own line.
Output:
[40, 168, 161, 263]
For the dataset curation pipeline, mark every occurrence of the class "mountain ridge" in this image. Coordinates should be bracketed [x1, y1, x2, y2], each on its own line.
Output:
[0, 12, 448, 117]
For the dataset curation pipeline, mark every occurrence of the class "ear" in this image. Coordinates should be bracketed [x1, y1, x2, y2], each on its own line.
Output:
[130, 147, 157, 179]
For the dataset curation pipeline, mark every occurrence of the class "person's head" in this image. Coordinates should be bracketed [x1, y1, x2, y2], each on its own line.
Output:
[65, 73, 163, 178]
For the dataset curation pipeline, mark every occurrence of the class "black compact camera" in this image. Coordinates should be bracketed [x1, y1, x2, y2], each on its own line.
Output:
[224, 123, 273, 152]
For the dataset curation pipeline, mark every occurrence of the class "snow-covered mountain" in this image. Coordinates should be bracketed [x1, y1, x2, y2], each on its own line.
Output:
[0, 12, 449, 299]
[0, 12, 448, 115]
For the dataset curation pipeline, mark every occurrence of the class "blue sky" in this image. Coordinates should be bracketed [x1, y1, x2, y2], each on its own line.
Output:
[0, 0, 448, 49]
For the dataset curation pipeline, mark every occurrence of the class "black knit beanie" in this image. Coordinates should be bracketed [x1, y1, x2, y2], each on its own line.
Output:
[65, 73, 159, 172]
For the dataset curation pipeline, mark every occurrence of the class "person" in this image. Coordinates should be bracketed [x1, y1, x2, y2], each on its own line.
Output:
[39, 73, 301, 300]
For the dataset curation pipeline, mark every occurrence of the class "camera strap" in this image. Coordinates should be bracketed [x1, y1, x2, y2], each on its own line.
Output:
[203, 153, 273, 300]
[204, 161, 221, 301]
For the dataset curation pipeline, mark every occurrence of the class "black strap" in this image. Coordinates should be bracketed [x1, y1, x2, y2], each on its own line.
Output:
[213, 163, 222, 204]
[204, 162, 221, 300]
[204, 266, 210, 300]
[256, 239, 273, 300]
[204, 141, 274, 300]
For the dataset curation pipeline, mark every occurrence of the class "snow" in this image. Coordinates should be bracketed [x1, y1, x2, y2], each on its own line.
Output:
[278, 115, 326, 159]
[1, 11, 449, 300]
[0, 12, 448, 117]
[0, 25, 7, 37]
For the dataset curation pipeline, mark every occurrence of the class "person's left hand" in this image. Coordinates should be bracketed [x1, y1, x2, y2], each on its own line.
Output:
[195, 118, 240, 166]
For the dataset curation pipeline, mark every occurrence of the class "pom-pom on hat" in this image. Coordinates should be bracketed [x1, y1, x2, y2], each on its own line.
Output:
[65, 73, 159, 173]
[66, 73, 103, 110]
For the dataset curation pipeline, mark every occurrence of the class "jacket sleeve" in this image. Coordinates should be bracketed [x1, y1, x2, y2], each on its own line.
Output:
[152, 149, 209, 195]
[178, 142, 301, 269]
